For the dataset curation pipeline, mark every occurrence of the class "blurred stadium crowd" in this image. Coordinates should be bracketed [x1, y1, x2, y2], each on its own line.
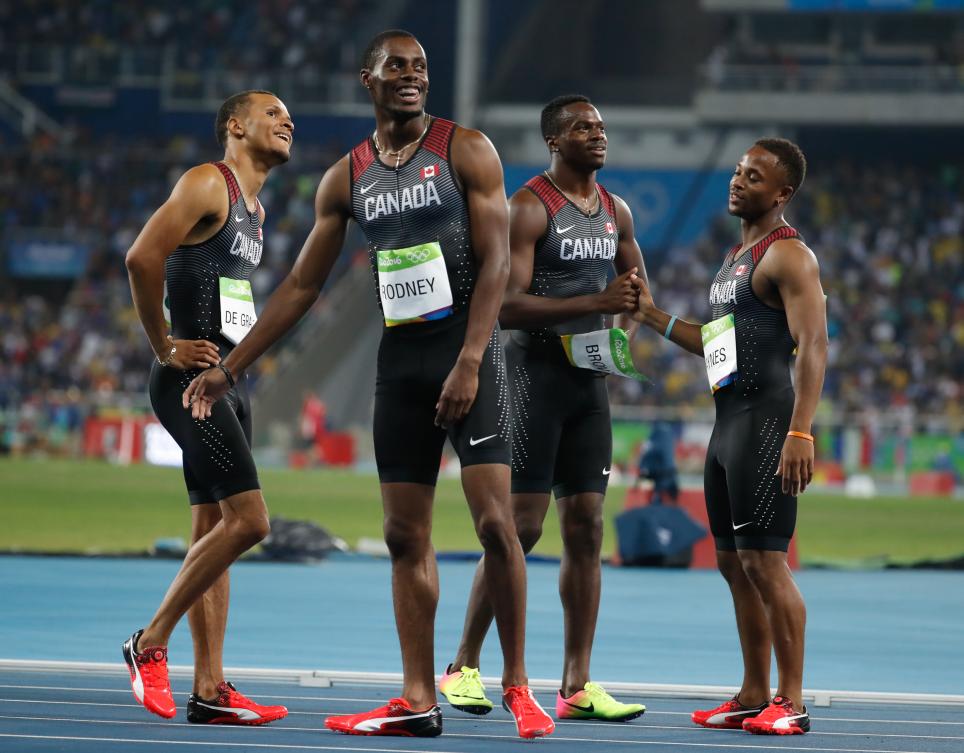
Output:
[2, 131, 961, 454]
[0, 0, 960, 460]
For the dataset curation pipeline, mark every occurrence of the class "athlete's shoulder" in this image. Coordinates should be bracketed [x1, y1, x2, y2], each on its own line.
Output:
[509, 184, 549, 235]
[764, 236, 820, 280]
[167, 163, 229, 214]
[449, 121, 499, 159]
[316, 154, 352, 212]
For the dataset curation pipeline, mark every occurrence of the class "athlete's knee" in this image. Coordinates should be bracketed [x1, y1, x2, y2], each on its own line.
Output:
[383, 516, 431, 561]
[515, 520, 543, 554]
[474, 511, 516, 558]
[736, 550, 780, 589]
[224, 511, 270, 548]
[559, 504, 603, 559]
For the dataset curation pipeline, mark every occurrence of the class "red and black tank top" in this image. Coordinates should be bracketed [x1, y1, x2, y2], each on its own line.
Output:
[519, 174, 619, 343]
[349, 117, 475, 328]
[165, 161, 263, 347]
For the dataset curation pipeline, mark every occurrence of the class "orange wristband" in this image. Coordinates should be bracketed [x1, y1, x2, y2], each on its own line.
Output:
[787, 431, 814, 443]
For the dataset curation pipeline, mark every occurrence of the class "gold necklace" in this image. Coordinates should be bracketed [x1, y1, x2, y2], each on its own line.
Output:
[373, 115, 430, 168]
[543, 170, 598, 214]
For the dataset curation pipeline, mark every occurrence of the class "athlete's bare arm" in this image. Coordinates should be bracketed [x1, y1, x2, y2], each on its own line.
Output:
[432, 128, 509, 428]
[498, 190, 639, 330]
[634, 280, 705, 356]
[612, 194, 647, 337]
[126, 164, 228, 370]
[758, 238, 828, 495]
[183, 158, 352, 417]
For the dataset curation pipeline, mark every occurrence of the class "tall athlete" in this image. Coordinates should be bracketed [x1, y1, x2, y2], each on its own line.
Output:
[440, 95, 646, 722]
[123, 90, 291, 725]
[635, 139, 827, 735]
[182, 31, 554, 739]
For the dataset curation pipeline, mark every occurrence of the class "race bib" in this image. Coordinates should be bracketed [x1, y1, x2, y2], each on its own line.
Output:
[219, 277, 257, 345]
[701, 314, 738, 393]
[376, 241, 454, 327]
[560, 328, 649, 382]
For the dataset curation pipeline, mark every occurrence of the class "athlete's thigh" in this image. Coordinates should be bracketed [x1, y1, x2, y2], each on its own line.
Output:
[704, 422, 736, 551]
[449, 328, 511, 469]
[149, 363, 260, 504]
[552, 372, 611, 499]
[502, 343, 562, 494]
[373, 334, 447, 485]
[721, 406, 797, 553]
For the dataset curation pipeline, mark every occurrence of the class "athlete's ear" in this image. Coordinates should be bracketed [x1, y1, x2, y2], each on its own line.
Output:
[545, 136, 558, 154]
[228, 115, 244, 141]
[776, 185, 794, 208]
[360, 69, 373, 90]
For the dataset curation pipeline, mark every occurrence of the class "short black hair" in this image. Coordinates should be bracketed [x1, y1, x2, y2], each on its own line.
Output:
[215, 90, 276, 147]
[755, 137, 807, 196]
[362, 29, 417, 71]
[540, 94, 591, 140]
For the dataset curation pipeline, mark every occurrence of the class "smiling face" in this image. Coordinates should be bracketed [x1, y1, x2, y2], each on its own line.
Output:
[547, 102, 607, 171]
[728, 145, 794, 220]
[360, 35, 429, 120]
[231, 93, 294, 164]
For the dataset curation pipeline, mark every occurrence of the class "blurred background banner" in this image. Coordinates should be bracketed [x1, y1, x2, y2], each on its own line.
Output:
[0, 0, 961, 564]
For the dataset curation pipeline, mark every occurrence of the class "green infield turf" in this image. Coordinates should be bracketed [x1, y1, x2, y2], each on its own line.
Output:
[1, 458, 962, 565]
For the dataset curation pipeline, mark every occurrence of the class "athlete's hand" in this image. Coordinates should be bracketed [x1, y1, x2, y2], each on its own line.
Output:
[595, 267, 640, 314]
[435, 359, 479, 429]
[776, 435, 814, 496]
[631, 276, 655, 323]
[182, 367, 230, 420]
[167, 339, 221, 370]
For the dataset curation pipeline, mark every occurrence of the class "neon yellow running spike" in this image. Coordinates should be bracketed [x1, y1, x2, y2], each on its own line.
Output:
[555, 682, 646, 721]
[439, 665, 493, 715]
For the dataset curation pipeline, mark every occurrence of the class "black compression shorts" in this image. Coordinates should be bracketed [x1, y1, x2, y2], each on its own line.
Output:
[149, 361, 260, 505]
[704, 399, 797, 552]
[373, 317, 511, 485]
[505, 337, 611, 499]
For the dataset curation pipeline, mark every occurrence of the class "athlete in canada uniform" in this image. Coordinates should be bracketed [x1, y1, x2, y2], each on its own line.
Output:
[442, 95, 647, 723]
[123, 90, 291, 726]
[183, 31, 553, 740]
[635, 139, 827, 735]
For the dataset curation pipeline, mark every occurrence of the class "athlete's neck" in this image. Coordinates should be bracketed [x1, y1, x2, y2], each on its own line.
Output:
[222, 150, 270, 210]
[545, 161, 598, 205]
[373, 110, 430, 152]
[739, 210, 789, 252]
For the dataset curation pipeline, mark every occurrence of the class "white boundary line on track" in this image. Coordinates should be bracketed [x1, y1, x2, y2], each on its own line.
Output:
[2, 713, 964, 742]
[0, 732, 949, 753]
[2, 659, 964, 709]
[3, 684, 964, 726]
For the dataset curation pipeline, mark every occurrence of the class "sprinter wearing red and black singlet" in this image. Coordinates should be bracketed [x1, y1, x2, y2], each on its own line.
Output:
[150, 161, 262, 503]
[349, 116, 510, 482]
[635, 139, 826, 734]
[445, 96, 648, 722]
[183, 32, 553, 740]
[123, 91, 292, 726]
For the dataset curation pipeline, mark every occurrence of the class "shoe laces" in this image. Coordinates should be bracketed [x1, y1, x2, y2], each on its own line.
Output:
[455, 666, 482, 688]
[582, 682, 608, 701]
[505, 686, 541, 716]
[136, 647, 169, 687]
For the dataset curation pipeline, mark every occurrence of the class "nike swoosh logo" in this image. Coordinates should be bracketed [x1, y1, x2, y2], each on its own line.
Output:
[194, 701, 261, 721]
[469, 434, 498, 446]
[234, 214, 246, 223]
[562, 699, 594, 713]
[602, 467, 611, 475]
[732, 521, 754, 530]
[556, 224, 574, 234]
[360, 181, 378, 194]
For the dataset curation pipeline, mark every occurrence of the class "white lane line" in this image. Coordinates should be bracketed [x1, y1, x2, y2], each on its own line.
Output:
[2, 714, 963, 742]
[0, 735, 460, 752]
[0, 731, 950, 753]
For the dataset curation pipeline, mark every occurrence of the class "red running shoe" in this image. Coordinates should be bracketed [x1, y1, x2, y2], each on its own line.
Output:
[502, 685, 555, 739]
[691, 696, 768, 729]
[742, 696, 810, 735]
[187, 681, 288, 725]
[122, 629, 176, 719]
[324, 698, 442, 737]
